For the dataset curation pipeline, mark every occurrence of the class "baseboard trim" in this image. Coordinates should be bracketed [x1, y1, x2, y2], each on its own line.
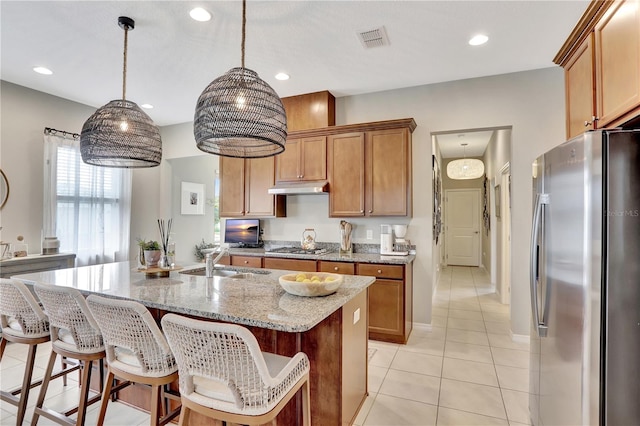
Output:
[413, 322, 432, 332]
[510, 331, 530, 344]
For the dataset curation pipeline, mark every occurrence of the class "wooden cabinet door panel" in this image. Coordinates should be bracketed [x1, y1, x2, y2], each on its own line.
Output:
[366, 129, 410, 216]
[276, 138, 301, 182]
[595, 0, 640, 126]
[328, 132, 365, 217]
[263, 257, 317, 272]
[368, 279, 403, 337]
[245, 157, 275, 217]
[220, 157, 245, 217]
[565, 35, 596, 138]
[301, 136, 327, 181]
[230, 256, 262, 268]
[318, 261, 355, 275]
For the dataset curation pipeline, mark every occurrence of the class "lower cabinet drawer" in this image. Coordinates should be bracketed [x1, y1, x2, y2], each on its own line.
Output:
[263, 257, 317, 272]
[318, 261, 355, 275]
[357, 263, 404, 280]
[231, 256, 262, 268]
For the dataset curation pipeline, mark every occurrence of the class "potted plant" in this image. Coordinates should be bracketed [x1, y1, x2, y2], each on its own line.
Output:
[137, 239, 161, 267]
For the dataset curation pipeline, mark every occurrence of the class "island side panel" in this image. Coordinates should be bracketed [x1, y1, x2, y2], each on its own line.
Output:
[341, 290, 368, 425]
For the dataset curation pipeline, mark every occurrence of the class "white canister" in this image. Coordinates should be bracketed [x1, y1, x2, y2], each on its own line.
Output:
[42, 237, 60, 255]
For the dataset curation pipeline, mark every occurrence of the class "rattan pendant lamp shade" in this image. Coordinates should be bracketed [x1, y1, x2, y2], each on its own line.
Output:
[193, 0, 287, 158]
[80, 16, 162, 168]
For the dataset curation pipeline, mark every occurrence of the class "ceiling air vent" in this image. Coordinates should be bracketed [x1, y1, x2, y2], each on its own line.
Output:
[357, 26, 389, 49]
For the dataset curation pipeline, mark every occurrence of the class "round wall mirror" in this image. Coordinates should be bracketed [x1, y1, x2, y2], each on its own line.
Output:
[0, 169, 9, 209]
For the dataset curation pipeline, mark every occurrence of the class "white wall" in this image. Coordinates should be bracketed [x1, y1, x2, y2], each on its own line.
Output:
[2, 66, 566, 335]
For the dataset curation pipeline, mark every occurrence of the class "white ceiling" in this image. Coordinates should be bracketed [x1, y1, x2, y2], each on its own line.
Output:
[1, 0, 588, 133]
[436, 131, 494, 159]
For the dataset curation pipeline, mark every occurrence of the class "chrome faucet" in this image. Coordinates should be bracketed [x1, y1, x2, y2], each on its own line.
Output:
[205, 246, 229, 277]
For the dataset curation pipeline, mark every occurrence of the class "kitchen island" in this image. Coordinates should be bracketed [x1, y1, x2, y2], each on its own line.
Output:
[12, 261, 374, 425]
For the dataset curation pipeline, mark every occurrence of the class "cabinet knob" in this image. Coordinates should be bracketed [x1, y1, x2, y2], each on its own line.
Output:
[360, 210, 364, 213]
[244, 260, 249, 264]
[368, 210, 373, 213]
[584, 116, 599, 127]
[377, 269, 382, 274]
[334, 266, 339, 271]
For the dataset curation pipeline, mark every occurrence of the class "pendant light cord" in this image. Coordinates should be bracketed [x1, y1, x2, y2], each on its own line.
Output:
[241, 0, 246, 70]
[122, 24, 129, 100]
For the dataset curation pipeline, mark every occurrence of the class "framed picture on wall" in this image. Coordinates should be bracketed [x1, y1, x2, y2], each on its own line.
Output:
[495, 184, 501, 219]
[181, 182, 205, 215]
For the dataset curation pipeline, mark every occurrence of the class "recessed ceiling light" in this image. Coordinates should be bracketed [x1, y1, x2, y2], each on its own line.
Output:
[141, 104, 154, 109]
[190, 7, 211, 22]
[469, 34, 489, 46]
[275, 73, 290, 81]
[33, 66, 53, 75]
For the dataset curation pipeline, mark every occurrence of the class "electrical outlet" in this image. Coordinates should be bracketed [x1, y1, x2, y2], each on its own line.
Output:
[353, 308, 360, 324]
[366, 229, 373, 240]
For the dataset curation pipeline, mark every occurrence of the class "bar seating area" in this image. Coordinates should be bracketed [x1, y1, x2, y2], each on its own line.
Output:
[0, 277, 314, 425]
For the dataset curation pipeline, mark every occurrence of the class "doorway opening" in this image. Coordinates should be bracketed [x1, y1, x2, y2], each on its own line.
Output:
[432, 126, 512, 304]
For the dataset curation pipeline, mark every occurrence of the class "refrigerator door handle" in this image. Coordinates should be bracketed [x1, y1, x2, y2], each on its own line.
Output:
[530, 192, 549, 337]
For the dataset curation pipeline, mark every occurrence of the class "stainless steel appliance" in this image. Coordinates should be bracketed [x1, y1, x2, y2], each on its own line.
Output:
[530, 129, 640, 426]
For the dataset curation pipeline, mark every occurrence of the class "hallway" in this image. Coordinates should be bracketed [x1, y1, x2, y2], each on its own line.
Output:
[355, 266, 530, 425]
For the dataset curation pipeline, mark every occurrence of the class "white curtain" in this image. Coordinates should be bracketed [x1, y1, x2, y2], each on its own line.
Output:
[43, 131, 132, 266]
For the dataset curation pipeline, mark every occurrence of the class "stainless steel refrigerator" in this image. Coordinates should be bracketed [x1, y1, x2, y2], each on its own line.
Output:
[530, 129, 640, 426]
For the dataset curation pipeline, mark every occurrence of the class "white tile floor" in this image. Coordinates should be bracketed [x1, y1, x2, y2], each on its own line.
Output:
[1, 266, 531, 425]
[354, 266, 531, 426]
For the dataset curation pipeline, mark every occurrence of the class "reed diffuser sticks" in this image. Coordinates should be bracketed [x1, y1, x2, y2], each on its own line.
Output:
[158, 218, 172, 255]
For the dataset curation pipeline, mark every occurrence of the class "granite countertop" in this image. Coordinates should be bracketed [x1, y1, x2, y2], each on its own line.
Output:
[229, 247, 415, 265]
[11, 261, 374, 333]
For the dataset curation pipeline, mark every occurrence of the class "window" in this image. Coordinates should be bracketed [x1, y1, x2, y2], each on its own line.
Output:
[44, 132, 132, 266]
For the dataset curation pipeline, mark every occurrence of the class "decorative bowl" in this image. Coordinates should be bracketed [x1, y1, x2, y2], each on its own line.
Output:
[278, 272, 343, 297]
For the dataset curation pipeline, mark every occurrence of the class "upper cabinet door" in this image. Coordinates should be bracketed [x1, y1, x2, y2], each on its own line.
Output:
[565, 35, 596, 139]
[328, 132, 366, 217]
[595, 0, 640, 126]
[245, 157, 276, 217]
[366, 128, 411, 216]
[300, 136, 327, 181]
[219, 157, 245, 217]
[276, 138, 302, 182]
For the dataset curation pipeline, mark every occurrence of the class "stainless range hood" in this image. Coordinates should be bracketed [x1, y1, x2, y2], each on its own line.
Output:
[268, 181, 329, 195]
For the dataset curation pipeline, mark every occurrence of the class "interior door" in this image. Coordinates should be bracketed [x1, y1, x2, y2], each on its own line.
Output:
[445, 189, 481, 266]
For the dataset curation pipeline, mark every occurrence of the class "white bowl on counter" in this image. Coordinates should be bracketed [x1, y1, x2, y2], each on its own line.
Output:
[278, 272, 343, 297]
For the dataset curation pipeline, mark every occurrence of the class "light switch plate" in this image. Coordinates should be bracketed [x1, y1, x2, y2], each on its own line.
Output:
[353, 308, 360, 324]
[366, 230, 373, 240]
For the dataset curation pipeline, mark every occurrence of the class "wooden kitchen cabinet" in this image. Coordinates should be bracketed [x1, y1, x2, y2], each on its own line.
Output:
[594, 0, 640, 127]
[357, 262, 412, 344]
[276, 136, 327, 182]
[318, 260, 355, 275]
[555, 0, 640, 138]
[219, 156, 286, 218]
[327, 132, 366, 217]
[263, 257, 317, 272]
[230, 255, 262, 268]
[366, 128, 412, 216]
[328, 126, 412, 218]
[564, 35, 596, 139]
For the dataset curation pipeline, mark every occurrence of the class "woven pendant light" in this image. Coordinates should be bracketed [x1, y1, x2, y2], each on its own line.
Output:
[193, 0, 287, 158]
[80, 16, 162, 168]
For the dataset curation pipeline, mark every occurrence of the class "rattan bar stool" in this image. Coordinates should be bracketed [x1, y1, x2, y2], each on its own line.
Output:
[86, 295, 181, 426]
[0, 278, 52, 425]
[31, 283, 107, 426]
[161, 313, 311, 426]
